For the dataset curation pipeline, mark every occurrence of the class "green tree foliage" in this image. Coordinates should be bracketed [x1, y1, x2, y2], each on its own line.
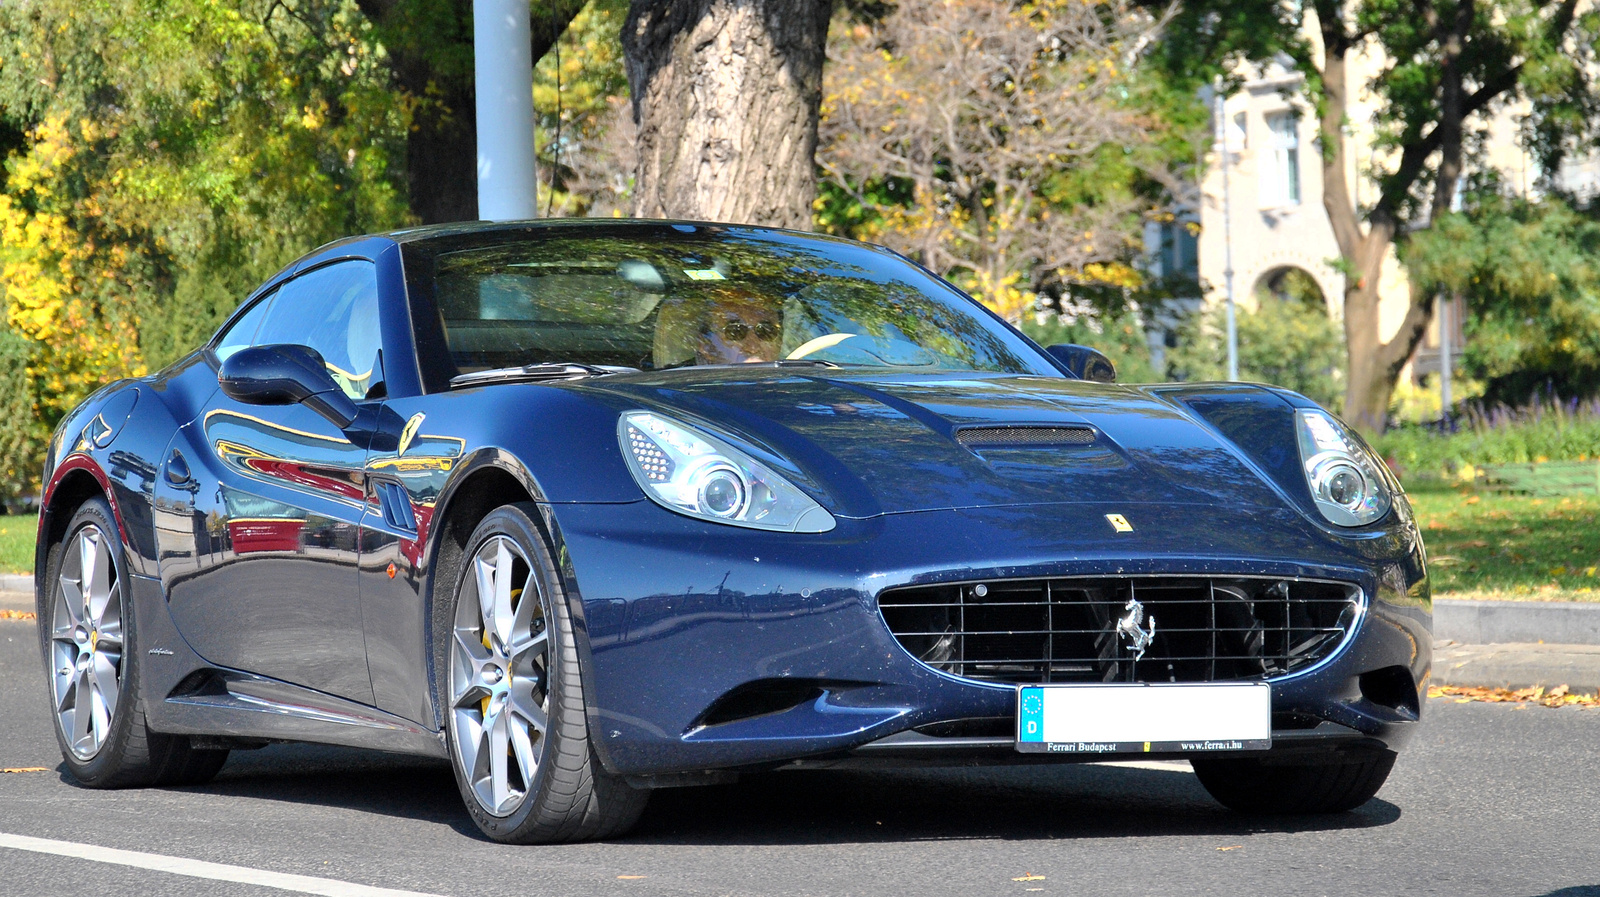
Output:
[1406, 187, 1600, 404]
[0, 0, 413, 502]
[1168, 296, 1346, 409]
[534, 0, 633, 217]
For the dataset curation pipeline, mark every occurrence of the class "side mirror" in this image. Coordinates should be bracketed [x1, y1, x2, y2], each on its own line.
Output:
[218, 344, 359, 429]
[1045, 344, 1117, 383]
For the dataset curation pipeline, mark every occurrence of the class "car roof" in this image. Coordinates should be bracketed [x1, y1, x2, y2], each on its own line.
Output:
[378, 217, 857, 247]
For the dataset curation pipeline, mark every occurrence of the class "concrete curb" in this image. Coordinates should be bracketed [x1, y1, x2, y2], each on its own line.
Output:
[1434, 598, 1600, 646]
[0, 574, 31, 613]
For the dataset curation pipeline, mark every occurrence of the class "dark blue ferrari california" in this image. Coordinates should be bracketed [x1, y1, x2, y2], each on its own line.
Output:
[35, 220, 1430, 842]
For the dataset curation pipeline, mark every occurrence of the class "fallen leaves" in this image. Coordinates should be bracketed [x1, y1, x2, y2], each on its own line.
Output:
[1, 767, 49, 774]
[616, 876, 646, 881]
[1429, 684, 1600, 708]
[0, 610, 34, 621]
[1012, 873, 1046, 882]
[1216, 845, 1243, 851]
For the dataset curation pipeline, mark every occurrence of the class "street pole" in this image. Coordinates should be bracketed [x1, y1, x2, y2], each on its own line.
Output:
[1212, 81, 1239, 381]
[474, 0, 538, 221]
[1439, 293, 1454, 424]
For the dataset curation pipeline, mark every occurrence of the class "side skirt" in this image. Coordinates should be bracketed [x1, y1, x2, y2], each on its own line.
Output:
[160, 671, 447, 759]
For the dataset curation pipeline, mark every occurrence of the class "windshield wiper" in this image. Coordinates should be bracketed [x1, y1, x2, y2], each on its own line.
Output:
[450, 362, 639, 389]
[773, 358, 843, 369]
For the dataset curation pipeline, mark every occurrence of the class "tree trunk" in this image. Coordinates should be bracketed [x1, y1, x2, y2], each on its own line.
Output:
[355, 0, 585, 224]
[622, 0, 832, 229]
[402, 75, 480, 224]
[1316, 21, 1433, 433]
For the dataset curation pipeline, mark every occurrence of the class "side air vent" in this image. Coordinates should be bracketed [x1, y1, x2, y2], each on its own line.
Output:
[955, 426, 1096, 447]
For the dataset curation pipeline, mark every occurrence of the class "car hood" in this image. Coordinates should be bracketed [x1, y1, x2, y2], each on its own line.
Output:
[585, 368, 1292, 519]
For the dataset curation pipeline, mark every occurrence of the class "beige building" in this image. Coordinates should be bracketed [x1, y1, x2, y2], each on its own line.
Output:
[1147, 46, 1586, 381]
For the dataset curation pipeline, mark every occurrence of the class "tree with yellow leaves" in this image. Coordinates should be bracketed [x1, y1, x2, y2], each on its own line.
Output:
[818, 0, 1203, 322]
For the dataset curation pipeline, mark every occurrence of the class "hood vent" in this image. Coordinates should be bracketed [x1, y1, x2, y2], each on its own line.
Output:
[955, 426, 1096, 448]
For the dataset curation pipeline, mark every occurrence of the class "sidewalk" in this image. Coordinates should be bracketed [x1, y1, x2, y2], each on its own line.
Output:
[1432, 641, 1600, 693]
[1430, 598, 1600, 691]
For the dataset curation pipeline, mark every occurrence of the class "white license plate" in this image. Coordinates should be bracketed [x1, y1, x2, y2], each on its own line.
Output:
[1016, 682, 1271, 754]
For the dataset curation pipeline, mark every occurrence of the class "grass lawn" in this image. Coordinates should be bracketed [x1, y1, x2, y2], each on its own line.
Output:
[0, 514, 35, 575]
[0, 491, 1594, 600]
[1407, 488, 1600, 601]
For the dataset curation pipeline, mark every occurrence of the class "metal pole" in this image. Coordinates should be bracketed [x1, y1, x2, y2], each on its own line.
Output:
[1213, 81, 1239, 381]
[474, 0, 538, 221]
[1439, 293, 1454, 423]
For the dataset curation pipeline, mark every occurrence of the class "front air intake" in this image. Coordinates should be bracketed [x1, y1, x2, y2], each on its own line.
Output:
[878, 576, 1361, 685]
[955, 426, 1096, 447]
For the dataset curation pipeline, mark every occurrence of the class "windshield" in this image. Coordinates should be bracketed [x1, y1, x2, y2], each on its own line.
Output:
[413, 227, 1058, 386]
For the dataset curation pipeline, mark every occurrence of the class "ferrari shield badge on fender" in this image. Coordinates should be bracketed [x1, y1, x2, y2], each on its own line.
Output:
[1105, 513, 1133, 533]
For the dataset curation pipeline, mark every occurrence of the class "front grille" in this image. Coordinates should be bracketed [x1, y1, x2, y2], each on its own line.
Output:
[879, 577, 1361, 685]
[955, 426, 1096, 447]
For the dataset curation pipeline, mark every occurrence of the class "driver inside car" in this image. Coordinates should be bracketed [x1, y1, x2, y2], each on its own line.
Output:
[653, 289, 784, 367]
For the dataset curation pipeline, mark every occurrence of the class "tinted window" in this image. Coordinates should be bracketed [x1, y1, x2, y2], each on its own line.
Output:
[424, 231, 1055, 379]
[214, 292, 275, 361]
[255, 261, 382, 400]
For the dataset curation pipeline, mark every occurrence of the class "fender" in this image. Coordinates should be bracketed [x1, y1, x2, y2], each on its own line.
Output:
[35, 454, 132, 586]
[420, 448, 642, 773]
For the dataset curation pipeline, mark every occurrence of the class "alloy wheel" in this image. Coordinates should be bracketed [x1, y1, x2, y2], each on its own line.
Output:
[50, 524, 124, 761]
[448, 534, 551, 817]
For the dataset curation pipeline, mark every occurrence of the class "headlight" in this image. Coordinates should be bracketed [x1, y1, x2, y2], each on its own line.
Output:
[618, 411, 835, 532]
[1295, 409, 1391, 526]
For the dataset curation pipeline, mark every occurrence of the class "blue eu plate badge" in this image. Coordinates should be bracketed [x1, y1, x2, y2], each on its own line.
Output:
[1019, 690, 1045, 742]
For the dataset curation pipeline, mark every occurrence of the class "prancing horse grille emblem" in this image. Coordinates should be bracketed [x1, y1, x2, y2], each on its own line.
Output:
[1115, 597, 1156, 662]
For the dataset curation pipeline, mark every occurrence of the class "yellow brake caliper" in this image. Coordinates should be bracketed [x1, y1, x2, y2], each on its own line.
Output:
[481, 587, 523, 718]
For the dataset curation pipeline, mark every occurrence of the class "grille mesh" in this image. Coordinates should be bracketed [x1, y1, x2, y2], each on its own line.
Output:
[879, 576, 1361, 685]
[955, 426, 1096, 447]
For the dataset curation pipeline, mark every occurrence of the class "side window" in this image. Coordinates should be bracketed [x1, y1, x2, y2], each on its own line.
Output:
[214, 292, 276, 361]
[254, 260, 383, 401]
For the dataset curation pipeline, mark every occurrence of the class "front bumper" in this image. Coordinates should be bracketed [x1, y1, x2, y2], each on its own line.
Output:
[549, 498, 1431, 777]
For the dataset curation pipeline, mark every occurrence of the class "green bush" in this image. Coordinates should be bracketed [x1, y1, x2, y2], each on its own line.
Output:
[0, 326, 43, 509]
[1020, 313, 1162, 383]
[1167, 296, 1345, 409]
[1374, 400, 1600, 476]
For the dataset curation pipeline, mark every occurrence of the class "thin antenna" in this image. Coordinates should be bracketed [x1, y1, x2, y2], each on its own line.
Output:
[546, 17, 563, 217]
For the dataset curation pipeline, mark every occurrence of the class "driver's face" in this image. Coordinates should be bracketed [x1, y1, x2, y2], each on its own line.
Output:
[697, 302, 780, 363]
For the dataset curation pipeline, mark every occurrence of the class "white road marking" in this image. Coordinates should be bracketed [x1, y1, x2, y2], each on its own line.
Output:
[1093, 759, 1193, 772]
[0, 832, 446, 897]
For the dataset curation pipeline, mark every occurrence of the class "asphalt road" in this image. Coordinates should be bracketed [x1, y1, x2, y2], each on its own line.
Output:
[2, 617, 1598, 897]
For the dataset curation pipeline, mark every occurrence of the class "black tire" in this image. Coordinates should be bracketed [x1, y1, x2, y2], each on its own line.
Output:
[39, 498, 229, 788]
[440, 503, 648, 843]
[1192, 751, 1397, 814]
